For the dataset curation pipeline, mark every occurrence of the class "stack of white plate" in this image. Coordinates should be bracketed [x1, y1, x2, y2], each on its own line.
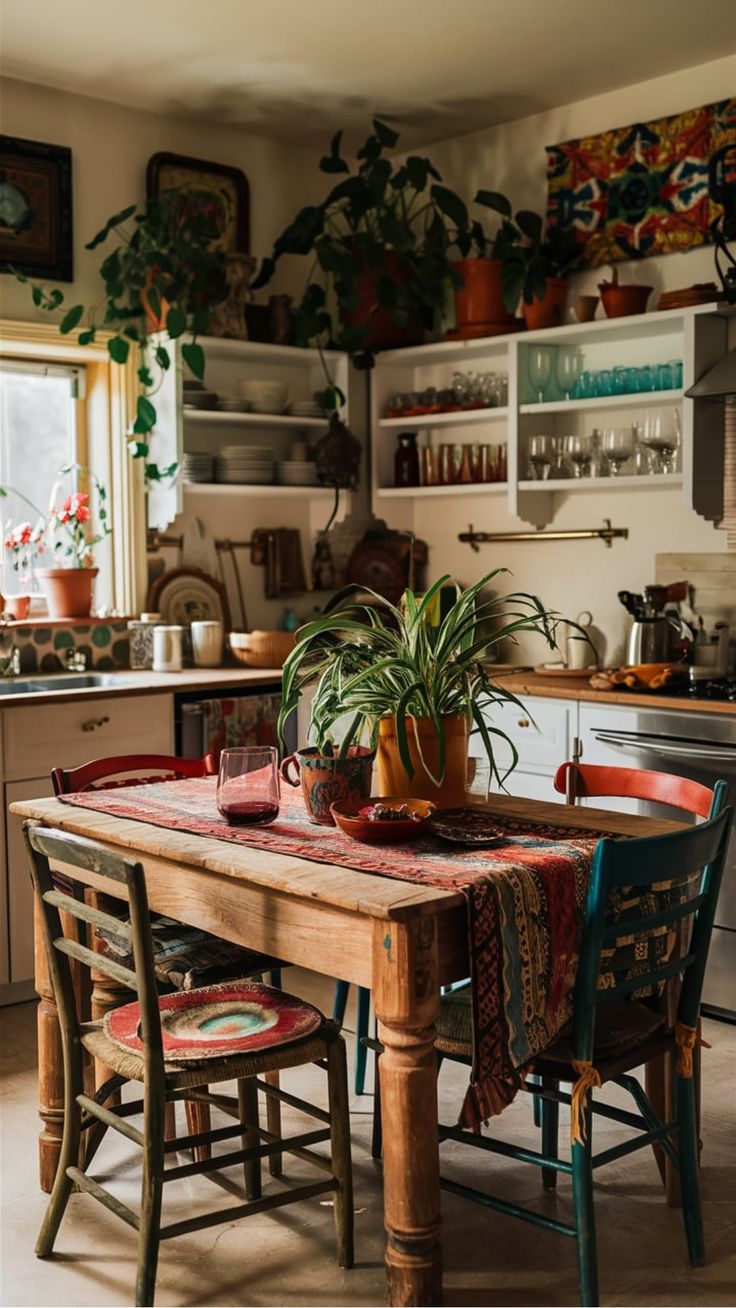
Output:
[216, 445, 274, 484]
[182, 452, 214, 483]
[288, 399, 326, 420]
[278, 461, 320, 487]
[218, 396, 254, 413]
[183, 389, 219, 410]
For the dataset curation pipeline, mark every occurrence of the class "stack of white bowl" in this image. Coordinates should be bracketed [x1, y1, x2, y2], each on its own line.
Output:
[287, 397, 326, 419]
[182, 452, 214, 483]
[215, 445, 274, 485]
[238, 380, 289, 414]
[278, 461, 320, 487]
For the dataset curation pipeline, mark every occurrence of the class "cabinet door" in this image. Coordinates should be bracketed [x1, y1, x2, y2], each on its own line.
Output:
[484, 695, 572, 776]
[6, 776, 54, 985]
[578, 704, 647, 813]
[3, 694, 173, 781]
[497, 769, 563, 804]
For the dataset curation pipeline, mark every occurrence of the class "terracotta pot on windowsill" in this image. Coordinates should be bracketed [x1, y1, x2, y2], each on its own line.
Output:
[37, 568, 98, 619]
[2, 594, 31, 620]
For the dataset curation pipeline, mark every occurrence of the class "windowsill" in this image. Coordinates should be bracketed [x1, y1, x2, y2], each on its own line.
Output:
[2, 615, 134, 628]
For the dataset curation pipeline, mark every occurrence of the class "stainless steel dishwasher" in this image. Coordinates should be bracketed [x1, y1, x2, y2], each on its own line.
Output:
[578, 702, 736, 1021]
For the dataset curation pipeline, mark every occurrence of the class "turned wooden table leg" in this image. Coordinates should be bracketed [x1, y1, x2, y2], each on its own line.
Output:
[35, 895, 64, 1194]
[373, 915, 442, 1308]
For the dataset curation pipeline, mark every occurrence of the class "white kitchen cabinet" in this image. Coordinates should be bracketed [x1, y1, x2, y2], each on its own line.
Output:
[1, 693, 174, 997]
[485, 694, 573, 802]
[370, 304, 731, 531]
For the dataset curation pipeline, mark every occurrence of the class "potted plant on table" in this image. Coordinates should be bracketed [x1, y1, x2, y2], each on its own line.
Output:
[278, 571, 564, 805]
[0, 468, 111, 618]
[252, 119, 469, 364]
[16, 190, 228, 483]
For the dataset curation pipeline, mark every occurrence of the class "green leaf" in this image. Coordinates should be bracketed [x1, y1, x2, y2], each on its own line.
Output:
[372, 118, 399, 148]
[181, 342, 205, 380]
[107, 336, 130, 364]
[47, 288, 64, 309]
[59, 305, 84, 334]
[135, 395, 157, 432]
[85, 203, 137, 250]
[191, 308, 210, 335]
[166, 306, 187, 339]
[515, 209, 543, 243]
[77, 329, 96, 345]
[320, 155, 350, 174]
[430, 184, 469, 232]
[474, 190, 512, 218]
[137, 365, 153, 387]
[251, 256, 276, 291]
[128, 439, 149, 458]
[31, 285, 43, 306]
[155, 345, 170, 370]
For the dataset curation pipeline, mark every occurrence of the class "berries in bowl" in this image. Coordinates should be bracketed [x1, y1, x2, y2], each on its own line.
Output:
[330, 797, 436, 843]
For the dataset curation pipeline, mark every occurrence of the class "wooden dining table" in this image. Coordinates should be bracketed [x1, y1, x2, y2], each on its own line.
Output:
[12, 790, 684, 1308]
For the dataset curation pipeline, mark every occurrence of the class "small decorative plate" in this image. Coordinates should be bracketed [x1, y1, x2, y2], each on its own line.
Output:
[104, 980, 323, 1061]
[429, 807, 508, 847]
[147, 567, 231, 631]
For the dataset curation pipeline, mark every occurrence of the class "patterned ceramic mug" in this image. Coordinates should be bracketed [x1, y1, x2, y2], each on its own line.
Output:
[280, 745, 375, 825]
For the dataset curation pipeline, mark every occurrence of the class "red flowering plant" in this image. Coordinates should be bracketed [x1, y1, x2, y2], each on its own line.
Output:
[0, 465, 111, 571]
[3, 520, 45, 592]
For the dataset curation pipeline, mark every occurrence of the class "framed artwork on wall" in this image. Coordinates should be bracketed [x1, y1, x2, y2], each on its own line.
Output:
[545, 97, 736, 267]
[0, 135, 73, 281]
[146, 152, 250, 253]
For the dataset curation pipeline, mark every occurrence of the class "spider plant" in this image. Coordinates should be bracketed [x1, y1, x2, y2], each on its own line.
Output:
[278, 570, 567, 791]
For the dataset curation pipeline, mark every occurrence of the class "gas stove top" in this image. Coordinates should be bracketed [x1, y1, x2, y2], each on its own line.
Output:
[679, 677, 736, 703]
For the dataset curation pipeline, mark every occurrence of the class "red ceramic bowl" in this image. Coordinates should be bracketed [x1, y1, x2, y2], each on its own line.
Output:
[330, 796, 436, 844]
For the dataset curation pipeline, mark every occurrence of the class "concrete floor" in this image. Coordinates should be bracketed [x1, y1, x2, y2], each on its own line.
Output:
[1, 972, 734, 1308]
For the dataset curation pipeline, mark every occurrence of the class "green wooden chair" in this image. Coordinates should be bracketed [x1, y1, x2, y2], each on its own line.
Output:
[25, 822, 353, 1308]
[434, 798, 732, 1308]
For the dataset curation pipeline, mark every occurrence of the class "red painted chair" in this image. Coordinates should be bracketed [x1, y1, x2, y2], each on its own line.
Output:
[553, 761, 715, 818]
[51, 752, 285, 1161]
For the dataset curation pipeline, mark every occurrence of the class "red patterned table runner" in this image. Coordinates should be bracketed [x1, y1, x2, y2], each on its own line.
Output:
[59, 778, 600, 1124]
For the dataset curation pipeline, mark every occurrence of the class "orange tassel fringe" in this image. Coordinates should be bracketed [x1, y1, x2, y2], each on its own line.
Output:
[674, 1021, 710, 1078]
[570, 1060, 602, 1146]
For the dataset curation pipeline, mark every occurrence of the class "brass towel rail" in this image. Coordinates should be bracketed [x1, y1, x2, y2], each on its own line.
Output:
[459, 518, 628, 552]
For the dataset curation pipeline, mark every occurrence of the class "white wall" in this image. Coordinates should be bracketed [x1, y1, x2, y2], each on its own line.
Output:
[382, 55, 736, 665]
[0, 76, 322, 318]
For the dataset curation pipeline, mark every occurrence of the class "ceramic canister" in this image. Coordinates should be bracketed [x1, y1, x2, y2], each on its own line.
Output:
[191, 620, 224, 668]
[152, 624, 184, 673]
[127, 612, 162, 670]
[280, 746, 375, 825]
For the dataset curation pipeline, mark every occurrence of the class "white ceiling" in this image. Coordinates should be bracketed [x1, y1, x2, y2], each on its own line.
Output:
[1, 0, 734, 149]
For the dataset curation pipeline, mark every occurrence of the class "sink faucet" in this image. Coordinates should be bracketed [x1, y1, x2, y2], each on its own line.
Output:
[0, 621, 20, 677]
[65, 648, 88, 672]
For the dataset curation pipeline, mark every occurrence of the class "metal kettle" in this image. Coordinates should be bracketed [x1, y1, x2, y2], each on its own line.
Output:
[618, 585, 691, 665]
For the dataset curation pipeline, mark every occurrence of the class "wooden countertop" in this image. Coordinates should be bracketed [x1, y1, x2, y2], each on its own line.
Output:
[488, 670, 736, 716]
[0, 666, 283, 708]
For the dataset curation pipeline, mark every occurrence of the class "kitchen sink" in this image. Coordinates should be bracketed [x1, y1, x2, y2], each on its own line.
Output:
[0, 673, 136, 695]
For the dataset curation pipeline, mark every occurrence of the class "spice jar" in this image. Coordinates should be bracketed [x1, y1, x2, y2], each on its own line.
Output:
[127, 612, 162, 670]
[394, 432, 420, 488]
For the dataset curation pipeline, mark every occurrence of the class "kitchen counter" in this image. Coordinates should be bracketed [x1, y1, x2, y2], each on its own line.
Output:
[0, 666, 283, 707]
[488, 670, 736, 716]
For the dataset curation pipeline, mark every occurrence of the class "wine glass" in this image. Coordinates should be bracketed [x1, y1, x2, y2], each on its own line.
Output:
[637, 413, 680, 473]
[568, 434, 593, 479]
[528, 347, 553, 403]
[217, 746, 280, 826]
[555, 347, 582, 401]
[600, 427, 634, 476]
[528, 434, 552, 480]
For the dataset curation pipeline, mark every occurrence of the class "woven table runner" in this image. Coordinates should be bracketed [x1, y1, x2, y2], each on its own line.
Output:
[60, 777, 603, 1125]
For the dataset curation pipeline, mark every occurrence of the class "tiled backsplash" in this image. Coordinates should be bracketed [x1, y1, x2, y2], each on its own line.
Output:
[11, 621, 130, 674]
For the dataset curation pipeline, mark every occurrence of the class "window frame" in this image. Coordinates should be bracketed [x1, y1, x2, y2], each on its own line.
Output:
[0, 319, 147, 615]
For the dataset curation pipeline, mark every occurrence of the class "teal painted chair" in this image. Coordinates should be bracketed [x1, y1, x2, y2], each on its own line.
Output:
[434, 793, 731, 1307]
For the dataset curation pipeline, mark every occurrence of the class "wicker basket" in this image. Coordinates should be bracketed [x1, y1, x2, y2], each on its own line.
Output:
[229, 630, 296, 668]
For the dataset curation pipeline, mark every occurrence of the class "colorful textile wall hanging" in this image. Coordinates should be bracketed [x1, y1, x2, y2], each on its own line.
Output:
[546, 98, 736, 267]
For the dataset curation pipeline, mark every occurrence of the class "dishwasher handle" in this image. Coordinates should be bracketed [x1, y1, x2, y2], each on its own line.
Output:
[592, 731, 736, 764]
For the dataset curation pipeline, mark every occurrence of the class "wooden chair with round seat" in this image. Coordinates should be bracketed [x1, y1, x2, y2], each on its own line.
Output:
[24, 821, 354, 1308]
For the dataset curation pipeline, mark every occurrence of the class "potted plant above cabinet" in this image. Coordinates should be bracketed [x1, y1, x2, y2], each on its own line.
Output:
[278, 571, 564, 805]
[253, 119, 470, 362]
[449, 195, 523, 338]
[475, 194, 580, 330]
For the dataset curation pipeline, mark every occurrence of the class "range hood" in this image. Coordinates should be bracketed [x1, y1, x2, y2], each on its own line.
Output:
[685, 347, 736, 400]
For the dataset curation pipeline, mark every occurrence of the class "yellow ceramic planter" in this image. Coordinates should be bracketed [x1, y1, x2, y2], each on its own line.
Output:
[376, 713, 469, 806]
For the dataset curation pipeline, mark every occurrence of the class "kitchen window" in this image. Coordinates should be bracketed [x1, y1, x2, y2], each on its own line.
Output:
[0, 320, 147, 614]
[0, 360, 84, 595]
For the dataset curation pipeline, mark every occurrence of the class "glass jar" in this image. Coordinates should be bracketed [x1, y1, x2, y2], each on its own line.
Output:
[395, 432, 420, 488]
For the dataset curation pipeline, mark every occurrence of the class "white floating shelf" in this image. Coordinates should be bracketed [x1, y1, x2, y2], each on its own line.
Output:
[376, 483, 508, 499]
[518, 474, 683, 492]
[379, 407, 509, 430]
[196, 336, 345, 366]
[519, 389, 683, 415]
[183, 483, 337, 498]
[183, 409, 328, 429]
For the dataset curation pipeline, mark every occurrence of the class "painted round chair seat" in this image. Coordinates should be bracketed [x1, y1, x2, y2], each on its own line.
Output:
[104, 979, 324, 1061]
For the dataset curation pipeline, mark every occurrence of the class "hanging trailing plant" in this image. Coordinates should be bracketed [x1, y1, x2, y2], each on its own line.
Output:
[15, 189, 228, 484]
